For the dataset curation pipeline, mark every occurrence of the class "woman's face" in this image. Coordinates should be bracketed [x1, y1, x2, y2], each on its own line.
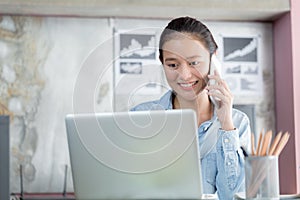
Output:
[162, 37, 210, 101]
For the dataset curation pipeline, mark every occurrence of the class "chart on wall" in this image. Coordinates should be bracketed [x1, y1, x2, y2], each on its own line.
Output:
[219, 36, 262, 96]
[113, 29, 164, 110]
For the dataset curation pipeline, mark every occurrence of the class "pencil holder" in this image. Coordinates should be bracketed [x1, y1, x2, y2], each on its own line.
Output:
[245, 156, 280, 200]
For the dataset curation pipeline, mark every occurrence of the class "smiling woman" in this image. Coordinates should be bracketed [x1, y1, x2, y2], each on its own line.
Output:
[131, 16, 251, 200]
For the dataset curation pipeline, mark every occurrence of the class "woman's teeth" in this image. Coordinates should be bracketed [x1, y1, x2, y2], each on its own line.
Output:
[180, 81, 197, 87]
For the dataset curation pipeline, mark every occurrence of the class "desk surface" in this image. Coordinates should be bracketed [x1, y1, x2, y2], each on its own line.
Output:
[235, 192, 300, 200]
[11, 193, 300, 200]
[11, 193, 75, 200]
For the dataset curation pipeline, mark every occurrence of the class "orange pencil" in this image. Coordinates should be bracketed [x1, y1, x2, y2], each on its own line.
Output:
[273, 132, 290, 156]
[268, 131, 282, 155]
[256, 130, 263, 156]
[260, 130, 272, 156]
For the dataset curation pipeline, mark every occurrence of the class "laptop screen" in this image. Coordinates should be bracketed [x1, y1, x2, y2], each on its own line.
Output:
[66, 109, 203, 199]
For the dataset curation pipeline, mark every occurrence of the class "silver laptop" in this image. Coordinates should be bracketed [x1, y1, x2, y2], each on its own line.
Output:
[65, 109, 203, 199]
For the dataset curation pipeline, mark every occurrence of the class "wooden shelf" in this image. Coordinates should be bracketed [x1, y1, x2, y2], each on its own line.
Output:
[0, 0, 290, 21]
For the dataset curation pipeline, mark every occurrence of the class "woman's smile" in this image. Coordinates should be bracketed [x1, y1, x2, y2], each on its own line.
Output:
[178, 80, 199, 90]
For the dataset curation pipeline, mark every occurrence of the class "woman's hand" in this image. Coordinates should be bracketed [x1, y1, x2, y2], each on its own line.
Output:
[206, 70, 235, 131]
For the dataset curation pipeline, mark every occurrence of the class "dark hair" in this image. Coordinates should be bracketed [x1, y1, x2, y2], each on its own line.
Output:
[159, 16, 218, 63]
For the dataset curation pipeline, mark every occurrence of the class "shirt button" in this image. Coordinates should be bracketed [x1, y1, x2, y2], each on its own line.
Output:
[224, 138, 229, 143]
[227, 162, 231, 166]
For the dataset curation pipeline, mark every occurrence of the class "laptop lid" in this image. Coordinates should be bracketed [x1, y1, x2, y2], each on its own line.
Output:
[0, 116, 10, 200]
[65, 109, 203, 199]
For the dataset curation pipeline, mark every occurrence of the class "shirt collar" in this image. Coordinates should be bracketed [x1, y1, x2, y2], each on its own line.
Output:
[159, 90, 217, 130]
[157, 90, 174, 110]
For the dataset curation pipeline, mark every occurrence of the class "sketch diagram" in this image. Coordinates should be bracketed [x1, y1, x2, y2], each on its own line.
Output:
[225, 64, 241, 74]
[222, 36, 262, 96]
[223, 38, 257, 62]
[120, 62, 142, 74]
[241, 78, 256, 90]
[114, 31, 162, 111]
[120, 34, 156, 59]
[243, 65, 258, 75]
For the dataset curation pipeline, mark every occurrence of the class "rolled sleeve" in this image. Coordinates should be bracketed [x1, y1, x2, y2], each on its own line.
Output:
[215, 110, 251, 200]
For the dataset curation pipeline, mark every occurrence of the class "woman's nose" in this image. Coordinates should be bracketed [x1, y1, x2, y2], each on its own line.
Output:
[178, 64, 192, 80]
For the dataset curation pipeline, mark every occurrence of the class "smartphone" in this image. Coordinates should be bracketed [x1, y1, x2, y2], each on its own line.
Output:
[209, 55, 222, 108]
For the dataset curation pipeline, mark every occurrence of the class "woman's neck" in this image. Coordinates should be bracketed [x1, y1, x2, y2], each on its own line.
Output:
[173, 93, 213, 126]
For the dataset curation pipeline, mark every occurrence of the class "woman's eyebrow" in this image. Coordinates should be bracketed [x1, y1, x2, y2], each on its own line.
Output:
[186, 55, 203, 60]
[164, 57, 178, 62]
[164, 55, 203, 62]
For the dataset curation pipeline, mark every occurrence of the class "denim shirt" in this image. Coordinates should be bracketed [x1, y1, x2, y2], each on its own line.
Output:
[131, 90, 251, 200]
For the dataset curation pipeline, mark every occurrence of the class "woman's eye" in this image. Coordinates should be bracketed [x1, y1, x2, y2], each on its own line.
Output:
[189, 61, 199, 66]
[167, 63, 178, 68]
